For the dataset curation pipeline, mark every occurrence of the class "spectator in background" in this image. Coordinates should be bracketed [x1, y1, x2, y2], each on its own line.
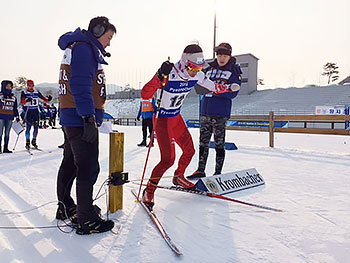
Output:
[0, 80, 20, 153]
[49, 103, 58, 128]
[188, 43, 242, 179]
[137, 97, 155, 147]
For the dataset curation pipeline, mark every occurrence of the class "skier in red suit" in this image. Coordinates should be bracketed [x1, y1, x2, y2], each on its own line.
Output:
[141, 44, 240, 209]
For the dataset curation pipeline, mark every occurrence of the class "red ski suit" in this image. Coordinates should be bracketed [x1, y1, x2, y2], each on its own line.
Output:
[141, 74, 195, 185]
[141, 60, 235, 186]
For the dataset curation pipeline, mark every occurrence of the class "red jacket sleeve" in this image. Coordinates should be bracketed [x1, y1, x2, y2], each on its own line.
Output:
[20, 91, 26, 105]
[38, 92, 49, 103]
[141, 73, 165, 99]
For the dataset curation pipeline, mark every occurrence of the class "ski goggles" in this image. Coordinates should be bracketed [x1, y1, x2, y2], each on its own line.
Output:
[186, 66, 203, 72]
[186, 61, 205, 72]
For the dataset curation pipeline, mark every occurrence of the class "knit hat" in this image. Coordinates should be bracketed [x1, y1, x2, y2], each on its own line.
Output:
[215, 43, 232, 56]
[181, 44, 206, 70]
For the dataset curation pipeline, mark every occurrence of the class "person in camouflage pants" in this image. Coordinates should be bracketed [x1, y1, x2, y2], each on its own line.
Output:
[198, 115, 228, 174]
[188, 43, 242, 179]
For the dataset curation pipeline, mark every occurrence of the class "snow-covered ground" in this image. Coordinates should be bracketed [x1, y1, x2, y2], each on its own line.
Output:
[0, 126, 350, 263]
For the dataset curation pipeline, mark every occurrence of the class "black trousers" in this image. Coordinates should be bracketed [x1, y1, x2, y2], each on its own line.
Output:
[56, 126, 100, 223]
[142, 118, 153, 141]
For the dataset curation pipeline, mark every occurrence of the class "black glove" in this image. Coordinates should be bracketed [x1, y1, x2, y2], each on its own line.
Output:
[15, 117, 20, 122]
[26, 97, 32, 102]
[47, 95, 53, 101]
[81, 115, 98, 143]
[137, 117, 140, 121]
[157, 61, 174, 81]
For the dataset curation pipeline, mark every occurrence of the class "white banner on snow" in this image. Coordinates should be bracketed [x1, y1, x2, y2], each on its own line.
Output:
[195, 168, 265, 195]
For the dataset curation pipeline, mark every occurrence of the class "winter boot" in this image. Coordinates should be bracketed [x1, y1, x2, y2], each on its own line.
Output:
[25, 139, 30, 150]
[142, 180, 157, 211]
[31, 139, 38, 149]
[3, 147, 13, 153]
[56, 204, 78, 225]
[137, 140, 147, 147]
[187, 170, 206, 180]
[76, 216, 114, 235]
[173, 173, 195, 189]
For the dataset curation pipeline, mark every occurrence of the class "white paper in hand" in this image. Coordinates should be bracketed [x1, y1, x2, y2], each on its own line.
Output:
[98, 122, 113, 134]
[12, 121, 24, 135]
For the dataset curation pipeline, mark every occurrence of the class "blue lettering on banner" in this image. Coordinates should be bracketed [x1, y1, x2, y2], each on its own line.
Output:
[227, 120, 288, 128]
[185, 119, 200, 128]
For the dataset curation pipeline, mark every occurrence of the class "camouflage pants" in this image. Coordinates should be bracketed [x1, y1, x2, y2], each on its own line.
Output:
[197, 115, 228, 174]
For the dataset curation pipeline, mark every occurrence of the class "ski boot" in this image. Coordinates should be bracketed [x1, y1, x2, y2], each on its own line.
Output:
[173, 173, 195, 189]
[187, 170, 206, 180]
[31, 139, 38, 149]
[25, 139, 30, 150]
[137, 140, 147, 147]
[142, 180, 157, 211]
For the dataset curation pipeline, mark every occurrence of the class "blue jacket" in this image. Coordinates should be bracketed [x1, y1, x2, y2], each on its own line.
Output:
[137, 98, 156, 119]
[201, 57, 242, 118]
[58, 28, 108, 127]
[0, 80, 19, 120]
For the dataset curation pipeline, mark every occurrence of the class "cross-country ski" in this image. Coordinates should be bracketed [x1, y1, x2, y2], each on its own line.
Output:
[131, 189, 182, 256]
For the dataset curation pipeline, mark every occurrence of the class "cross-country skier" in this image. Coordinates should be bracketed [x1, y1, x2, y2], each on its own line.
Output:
[141, 44, 240, 210]
[20, 80, 52, 149]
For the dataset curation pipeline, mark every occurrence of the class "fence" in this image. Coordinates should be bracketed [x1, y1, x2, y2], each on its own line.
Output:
[113, 117, 138, 126]
[227, 112, 350, 147]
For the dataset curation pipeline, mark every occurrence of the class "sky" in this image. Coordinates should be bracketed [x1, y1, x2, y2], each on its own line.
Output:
[1, 0, 349, 90]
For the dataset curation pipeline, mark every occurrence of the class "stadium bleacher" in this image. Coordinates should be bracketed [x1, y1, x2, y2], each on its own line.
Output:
[181, 84, 350, 118]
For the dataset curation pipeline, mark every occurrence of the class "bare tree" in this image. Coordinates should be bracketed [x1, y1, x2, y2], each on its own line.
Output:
[322, 62, 339, 84]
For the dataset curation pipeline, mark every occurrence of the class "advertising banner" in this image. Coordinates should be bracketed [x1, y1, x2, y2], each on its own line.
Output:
[195, 168, 265, 195]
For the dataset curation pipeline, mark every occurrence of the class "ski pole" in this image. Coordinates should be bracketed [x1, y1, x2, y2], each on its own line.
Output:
[137, 61, 170, 200]
[12, 133, 20, 151]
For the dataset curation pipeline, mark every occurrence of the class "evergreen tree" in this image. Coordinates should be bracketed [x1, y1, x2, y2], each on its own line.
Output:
[322, 63, 339, 84]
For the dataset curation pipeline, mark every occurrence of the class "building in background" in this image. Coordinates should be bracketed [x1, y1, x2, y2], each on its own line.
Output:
[235, 53, 259, 95]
